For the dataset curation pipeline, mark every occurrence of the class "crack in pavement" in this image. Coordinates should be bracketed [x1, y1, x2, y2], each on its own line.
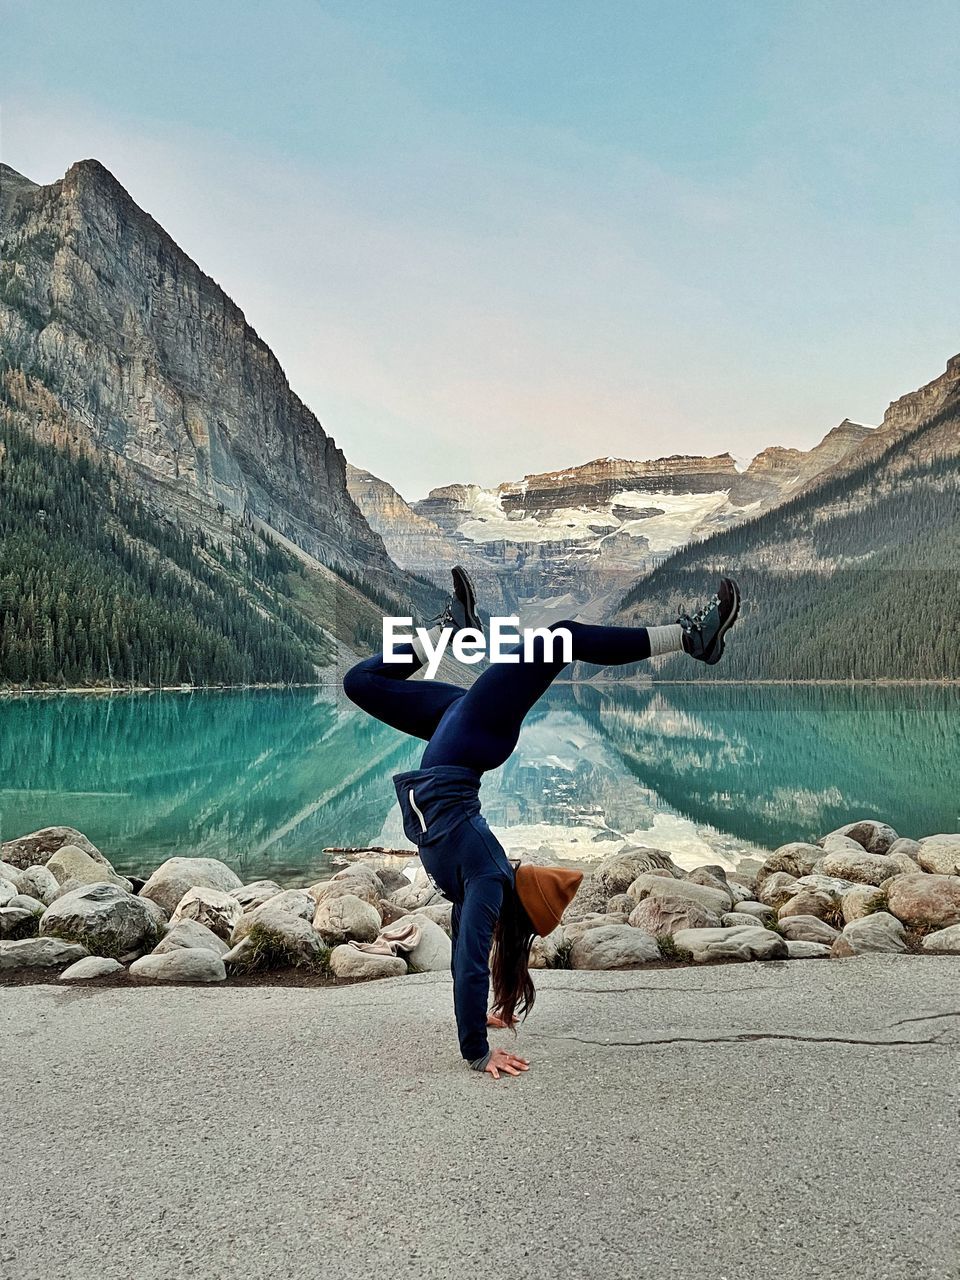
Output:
[887, 1010, 960, 1027]
[533, 1030, 952, 1048]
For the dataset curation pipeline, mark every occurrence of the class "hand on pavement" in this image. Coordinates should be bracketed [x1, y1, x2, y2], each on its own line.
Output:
[483, 1047, 529, 1079]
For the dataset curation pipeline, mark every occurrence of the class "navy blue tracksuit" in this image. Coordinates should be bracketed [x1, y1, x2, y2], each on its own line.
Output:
[343, 620, 652, 1068]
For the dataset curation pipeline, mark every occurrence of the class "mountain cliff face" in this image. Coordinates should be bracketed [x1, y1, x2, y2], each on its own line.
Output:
[0, 160, 412, 578]
[615, 356, 960, 680]
[0, 160, 437, 681]
[392, 429, 870, 616]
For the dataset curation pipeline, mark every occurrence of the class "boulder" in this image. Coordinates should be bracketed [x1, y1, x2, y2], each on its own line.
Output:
[627, 874, 731, 915]
[756, 844, 822, 888]
[917, 835, 960, 878]
[412, 901, 454, 933]
[40, 884, 164, 956]
[383, 876, 443, 912]
[594, 846, 683, 894]
[328, 946, 407, 980]
[757, 873, 798, 910]
[331, 864, 385, 896]
[777, 890, 836, 922]
[786, 874, 855, 903]
[628, 892, 721, 935]
[562, 874, 613, 921]
[230, 880, 282, 910]
[886, 838, 921, 864]
[139, 856, 242, 916]
[224, 907, 326, 970]
[0, 878, 17, 907]
[831, 911, 908, 957]
[818, 834, 871, 857]
[0, 826, 104, 870]
[0, 937, 89, 970]
[530, 927, 566, 969]
[606, 893, 634, 914]
[732, 900, 777, 925]
[671, 925, 788, 963]
[687, 865, 732, 895]
[568, 924, 660, 969]
[313, 893, 381, 945]
[0, 861, 22, 884]
[230, 890, 316, 944]
[820, 850, 902, 887]
[169, 887, 243, 940]
[8, 894, 46, 914]
[60, 956, 124, 981]
[405, 915, 452, 972]
[16, 865, 60, 905]
[721, 911, 768, 929]
[310, 877, 382, 911]
[778, 916, 840, 945]
[130, 949, 227, 982]
[920, 924, 960, 953]
[785, 940, 832, 959]
[45, 845, 130, 891]
[884, 873, 960, 931]
[841, 884, 886, 924]
[820, 821, 898, 856]
[154, 919, 230, 957]
[0, 907, 40, 939]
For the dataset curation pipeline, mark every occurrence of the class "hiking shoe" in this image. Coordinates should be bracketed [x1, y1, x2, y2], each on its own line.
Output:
[426, 565, 483, 634]
[679, 577, 741, 665]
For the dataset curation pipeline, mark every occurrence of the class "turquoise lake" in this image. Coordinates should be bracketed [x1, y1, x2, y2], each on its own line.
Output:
[0, 684, 957, 884]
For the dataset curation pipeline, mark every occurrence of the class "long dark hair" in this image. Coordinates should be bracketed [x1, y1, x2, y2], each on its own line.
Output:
[490, 886, 537, 1027]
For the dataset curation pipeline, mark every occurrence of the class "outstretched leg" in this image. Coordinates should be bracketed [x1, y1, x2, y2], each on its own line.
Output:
[421, 619, 658, 772]
[343, 644, 466, 742]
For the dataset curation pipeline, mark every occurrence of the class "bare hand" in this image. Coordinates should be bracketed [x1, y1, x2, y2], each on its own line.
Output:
[486, 1012, 518, 1029]
[483, 1047, 529, 1080]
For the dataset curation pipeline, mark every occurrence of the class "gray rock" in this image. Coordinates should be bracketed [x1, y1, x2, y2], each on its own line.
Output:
[139, 856, 242, 916]
[777, 890, 836, 922]
[154, 919, 230, 957]
[785, 940, 832, 959]
[530, 927, 566, 969]
[917, 835, 960, 877]
[732, 900, 777, 925]
[687, 865, 731, 896]
[328, 946, 407, 980]
[841, 884, 886, 924]
[818, 834, 870, 857]
[756, 844, 822, 888]
[920, 924, 960, 953]
[886, 837, 921, 864]
[169, 886, 243, 940]
[46, 845, 131, 892]
[778, 915, 840, 945]
[820, 821, 898, 856]
[384, 880, 443, 912]
[0, 878, 18, 907]
[8, 893, 46, 914]
[0, 826, 104, 870]
[229, 880, 282, 909]
[628, 892, 721, 935]
[595, 845, 684, 893]
[129, 949, 227, 982]
[0, 861, 23, 885]
[15, 865, 60, 905]
[406, 915, 452, 972]
[885, 873, 960, 931]
[562, 874, 613, 921]
[820, 849, 902, 887]
[757, 872, 798, 910]
[331, 864, 385, 896]
[0, 907, 40, 939]
[411, 901, 454, 933]
[627, 874, 732, 915]
[230, 890, 316, 944]
[59, 956, 124, 981]
[0, 937, 89, 970]
[722, 911, 768, 929]
[224, 907, 326, 970]
[671, 925, 788, 963]
[40, 884, 164, 956]
[568, 924, 660, 969]
[311, 877, 382, 910]
[313, 893, 381, 945]
[787, 874, 856, 902]
[832, 912, 908, 957]
[605, 893, 634, 914]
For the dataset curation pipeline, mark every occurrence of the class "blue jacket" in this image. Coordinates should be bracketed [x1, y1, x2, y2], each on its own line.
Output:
[393, 765, 515, 1069]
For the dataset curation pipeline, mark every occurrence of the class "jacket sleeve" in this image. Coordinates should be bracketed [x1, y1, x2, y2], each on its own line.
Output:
[451, 875, 504, 1067]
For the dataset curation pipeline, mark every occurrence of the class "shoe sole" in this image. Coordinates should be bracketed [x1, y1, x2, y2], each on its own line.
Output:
[452, 565, 482, 631]
[704, 577, 741, 665]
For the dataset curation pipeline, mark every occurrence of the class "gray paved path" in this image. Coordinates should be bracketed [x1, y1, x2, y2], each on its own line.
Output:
[2, 957, 958, 1280]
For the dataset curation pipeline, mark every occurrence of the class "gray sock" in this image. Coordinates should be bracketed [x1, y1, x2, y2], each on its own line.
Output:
[646, 623, 684, 658]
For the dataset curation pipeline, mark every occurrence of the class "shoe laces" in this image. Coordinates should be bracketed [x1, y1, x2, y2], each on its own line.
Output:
[678, 592, 720, 632]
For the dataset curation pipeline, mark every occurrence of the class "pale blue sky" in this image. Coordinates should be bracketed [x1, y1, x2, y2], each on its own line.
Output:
[2, 0, 958, 498]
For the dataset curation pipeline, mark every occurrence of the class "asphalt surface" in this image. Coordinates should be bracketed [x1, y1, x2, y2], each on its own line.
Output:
[2, 957, 958, 1280]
